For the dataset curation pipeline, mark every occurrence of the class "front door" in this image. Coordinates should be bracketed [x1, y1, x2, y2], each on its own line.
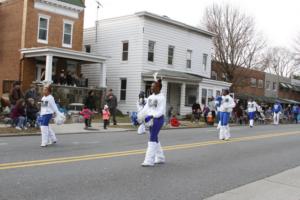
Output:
[167, 83, 181, 115]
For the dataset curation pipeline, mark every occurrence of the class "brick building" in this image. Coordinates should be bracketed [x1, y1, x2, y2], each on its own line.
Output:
[211, 61, 300, 104]
[0, 0, 107, 104]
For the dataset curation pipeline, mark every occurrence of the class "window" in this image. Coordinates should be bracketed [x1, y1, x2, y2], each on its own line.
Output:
[211, 71, 217, 80]
[37, 15, 49, 43]
[273, 82, 277, 91]
[203, 54, 208, 71]
[258, 80, 264, 88]
[201, 88, 207, 105]
[186, 50, 192, 68]
[208, 89, 213, 99]
[148, 41, 155, 62]
[85, 45, 91, 53]
[216, 90, 221, 96]
[120, 79, 127, 101]
[222, 73, 228, 81]
[250, 78, 257, 87]
[2, 80, 15, 94]
[168, 46, 174, 65]
[185, 85, 198, 106]
[122, 41, 129, 61]
[266, 81, 270, 90]
[63, 20, 73, 48]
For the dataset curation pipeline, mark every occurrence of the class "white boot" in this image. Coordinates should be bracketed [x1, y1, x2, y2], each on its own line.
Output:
[217, 121, 221, 129]
[141, 142, 156, 167]
[155, 142, 165, 164]
[40, 126, 49, 147]
[249, 119, 254, 127]
[48, 126, 57, 145]
[224, 125, 231, 140]
[219, 126, 225, 140]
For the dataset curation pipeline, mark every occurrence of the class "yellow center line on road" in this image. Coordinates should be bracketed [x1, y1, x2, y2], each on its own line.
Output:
[0, 131, 299, 170]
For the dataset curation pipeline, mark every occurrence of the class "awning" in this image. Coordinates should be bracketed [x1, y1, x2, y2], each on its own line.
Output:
[20, 47, 107, 63]
[235, 93, 277, 103]
[279, 82, 289, 89]
[142, 69, 203, 82]
[293, 86, 300, 92]
[279, 98, 300, 104]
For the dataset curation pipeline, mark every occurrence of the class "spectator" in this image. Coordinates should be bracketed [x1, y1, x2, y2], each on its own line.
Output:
[192, 102, 201, 123]
[102, 105, 111, 129]
[58, 70, 66, 85]
[79, 73, 87, 87]
[84, 90, 96, 127]
[203, 105, 210, 124]
[166, 106, 173, 125]
[170, 115, 180, 127]
[80, 105, 93, 129]
[26, 98, 39, 127]
[292, 104, 299, 124]
[66, 72, 73, 85]
[24, 84, 39, 102]
[105, 89, 118, 125]
[9, 81, 24, 106]
[11, 99, 27, 130]
[208, 97, 216, 122]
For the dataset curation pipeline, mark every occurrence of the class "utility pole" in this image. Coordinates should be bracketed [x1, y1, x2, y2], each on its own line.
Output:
[95, 0, 103, 42]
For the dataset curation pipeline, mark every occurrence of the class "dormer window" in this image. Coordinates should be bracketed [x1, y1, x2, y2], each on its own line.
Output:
[62, 20, 74, 48]
[37, 14, 50, 44]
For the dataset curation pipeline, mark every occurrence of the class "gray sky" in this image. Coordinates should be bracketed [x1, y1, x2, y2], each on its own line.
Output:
[84, 0, 300, 48]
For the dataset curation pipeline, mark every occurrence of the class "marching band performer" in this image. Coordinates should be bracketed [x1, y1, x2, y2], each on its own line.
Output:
[273, 100, 282, 125]
[39, 85, 60, 147]
[247, 98, 259, 128]
[138, 78, 166, 167]
[215, 96, 223, 129]
[219, 90, 236, 141]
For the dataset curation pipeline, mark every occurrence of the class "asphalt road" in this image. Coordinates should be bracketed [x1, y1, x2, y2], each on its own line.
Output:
[1, 124, 300, 200]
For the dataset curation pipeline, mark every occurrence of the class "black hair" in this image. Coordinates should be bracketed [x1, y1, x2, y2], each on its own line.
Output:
[223, 89, 229, 95]
[139, 91, 145, 98]
[156, 79, 162, 91]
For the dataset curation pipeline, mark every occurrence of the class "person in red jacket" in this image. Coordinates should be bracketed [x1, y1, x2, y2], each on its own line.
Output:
[80, 106, 94, 129]
[11, 99, 27, 130]
[102, 105, 111, 129]
[170, 115, 180, 127]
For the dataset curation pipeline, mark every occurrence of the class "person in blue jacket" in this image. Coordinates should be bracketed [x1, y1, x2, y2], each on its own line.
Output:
[273, 100, 282, 125]
[292, 104, 299, 124]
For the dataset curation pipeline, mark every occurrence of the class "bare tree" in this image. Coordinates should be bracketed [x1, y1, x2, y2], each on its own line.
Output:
[262, 47, 299, 78]
[294, 34, 300, 66]
[203, 3, 265, 86]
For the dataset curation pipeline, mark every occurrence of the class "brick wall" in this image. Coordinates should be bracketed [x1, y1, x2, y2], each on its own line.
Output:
[0, 0, 24, 94]
[24, 0, 84, 51]
[211, 61, 265, 97]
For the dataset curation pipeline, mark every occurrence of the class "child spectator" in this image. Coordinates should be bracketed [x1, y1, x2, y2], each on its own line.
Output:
[170, 115, 180, 127]
[11, 99, 27, 130]
[102, 105, 111, 129]
[80, 105, 93, 129]
[26, 98, 39, 127]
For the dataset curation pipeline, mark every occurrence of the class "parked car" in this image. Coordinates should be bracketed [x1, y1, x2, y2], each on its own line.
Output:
[67, 103, 84, 115]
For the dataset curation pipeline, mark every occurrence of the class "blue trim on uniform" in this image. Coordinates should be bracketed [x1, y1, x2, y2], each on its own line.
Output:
[40, 114, 53, 126]
[149, 116, 164, 143]
[248, 112, 255, 120]
[220, 112, 230, 126]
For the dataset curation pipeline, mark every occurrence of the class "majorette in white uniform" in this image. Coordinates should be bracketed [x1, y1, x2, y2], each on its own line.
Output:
[247, 100, 259, 128]
[40, 94, 59, 147]
[138, 83, 166, 166]
[219, 93, 236, 140]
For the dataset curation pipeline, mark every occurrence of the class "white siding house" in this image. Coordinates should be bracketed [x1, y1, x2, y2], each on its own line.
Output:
[84, 11, 231, 115]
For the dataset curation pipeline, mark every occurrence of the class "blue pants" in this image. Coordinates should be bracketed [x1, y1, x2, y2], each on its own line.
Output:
[39, 114, 53, 126]
[220, 112, 230, 126]
[15, 116, 26, 128]
[248, 112, 255, 120]
[217, 111, 220, 122]
[149, 116, 164, 143]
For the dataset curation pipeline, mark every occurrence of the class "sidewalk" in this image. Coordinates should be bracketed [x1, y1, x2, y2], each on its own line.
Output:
[0, 123, 132, 137]
[205, 166, 300, 200]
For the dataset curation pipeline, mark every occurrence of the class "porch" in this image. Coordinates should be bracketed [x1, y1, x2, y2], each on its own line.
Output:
[20, 47, 107, 106]
[142, 69, 202, 115]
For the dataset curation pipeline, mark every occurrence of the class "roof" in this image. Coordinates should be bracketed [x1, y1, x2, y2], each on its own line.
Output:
[135, 11, 215, 37]
[58, 0, 84, 7]
[20, 47, 107, 63]
[142, 69, 203, 82]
